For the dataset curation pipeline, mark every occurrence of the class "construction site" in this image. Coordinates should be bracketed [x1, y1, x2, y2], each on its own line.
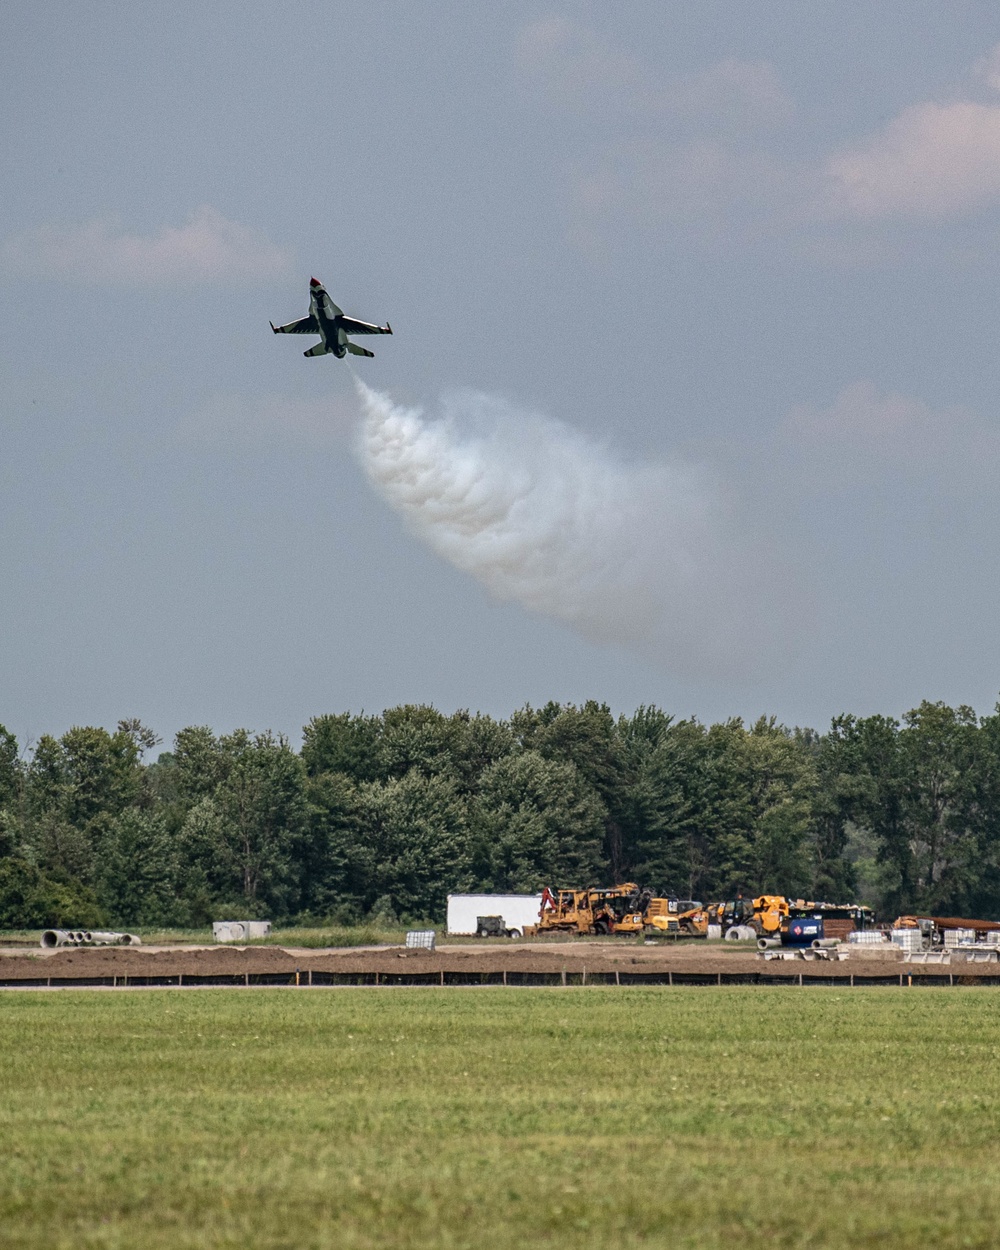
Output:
[6, 884, 1000, 989]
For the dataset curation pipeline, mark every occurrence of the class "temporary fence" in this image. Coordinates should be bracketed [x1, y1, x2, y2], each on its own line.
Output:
[6, 968, 1000, 990]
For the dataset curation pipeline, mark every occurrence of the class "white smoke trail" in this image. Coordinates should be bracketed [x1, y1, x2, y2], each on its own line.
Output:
[355, 380, 778, 676]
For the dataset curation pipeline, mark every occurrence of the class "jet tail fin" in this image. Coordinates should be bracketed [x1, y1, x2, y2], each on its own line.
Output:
[346, 342, 375, 358]
[303, 341, 332, 357]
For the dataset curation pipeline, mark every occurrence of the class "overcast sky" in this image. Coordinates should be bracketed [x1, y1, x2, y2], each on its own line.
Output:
[4, 1, 1000, 746]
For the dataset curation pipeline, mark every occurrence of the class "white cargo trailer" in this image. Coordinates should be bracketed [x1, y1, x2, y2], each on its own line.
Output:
[446, 893, 542, 936]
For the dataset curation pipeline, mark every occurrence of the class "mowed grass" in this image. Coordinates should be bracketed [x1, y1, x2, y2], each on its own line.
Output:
[3, 989, 1000, 1249]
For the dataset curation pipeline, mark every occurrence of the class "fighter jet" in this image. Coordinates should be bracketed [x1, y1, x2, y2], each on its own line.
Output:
[270, 277, 392, 359]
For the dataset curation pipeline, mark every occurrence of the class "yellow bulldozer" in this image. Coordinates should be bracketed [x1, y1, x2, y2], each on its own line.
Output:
[534, 884, 639, 935]
[614, 894, 709, 937]
[533, 883, 711, 938]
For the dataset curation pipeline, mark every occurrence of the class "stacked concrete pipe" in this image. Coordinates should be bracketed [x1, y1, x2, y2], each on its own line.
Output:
[40, 930, 141, 948]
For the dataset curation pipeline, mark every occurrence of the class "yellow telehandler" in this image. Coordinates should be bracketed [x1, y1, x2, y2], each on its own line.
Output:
[709, 894, 789, 936]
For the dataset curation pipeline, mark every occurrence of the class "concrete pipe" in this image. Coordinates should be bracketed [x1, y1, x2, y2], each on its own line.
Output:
[86, 930, 143, 947]
[757, 937, 780, 950]
[811, 937, 841, 949]
[40, 929, 141, 948]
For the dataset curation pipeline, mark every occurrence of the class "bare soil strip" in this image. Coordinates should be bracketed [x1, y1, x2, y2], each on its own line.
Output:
[0, 941, 973, 984]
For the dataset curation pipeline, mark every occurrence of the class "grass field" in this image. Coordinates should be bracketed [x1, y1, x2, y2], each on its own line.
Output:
[0, 924, 424, 947]
[2, 924, 463, 948]
[3, 988, 1000, 1249]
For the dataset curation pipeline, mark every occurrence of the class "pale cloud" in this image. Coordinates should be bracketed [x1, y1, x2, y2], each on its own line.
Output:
[516, 17, 641, 106]
[973, 43, 1000, 93]
[525, 24, 1000, 250]
[517, 18, 798, 251]
[517, 17, 790, 131]
[823, 101, 1000, 220]
[0, 205, 292, 286]
[783, 380, 995, 486]
[653, 56, 792, 131]
[573, 137, 797, 243]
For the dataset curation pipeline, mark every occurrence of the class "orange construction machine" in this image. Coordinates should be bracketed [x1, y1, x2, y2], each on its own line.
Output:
[614, 895, 709, 937]
[534, 884, 709, 938]
[709, 894, 789, 936]
[534, 884, 639, 935]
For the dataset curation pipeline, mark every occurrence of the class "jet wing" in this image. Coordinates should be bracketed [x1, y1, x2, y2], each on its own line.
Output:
[339, 316, 392, 336]
[271, 315, 319, 335]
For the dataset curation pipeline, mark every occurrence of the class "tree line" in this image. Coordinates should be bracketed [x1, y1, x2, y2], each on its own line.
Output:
[0, 699, 998, 929]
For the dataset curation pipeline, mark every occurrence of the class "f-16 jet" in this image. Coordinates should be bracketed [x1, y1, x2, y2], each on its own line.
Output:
[270, 277, 392, 359]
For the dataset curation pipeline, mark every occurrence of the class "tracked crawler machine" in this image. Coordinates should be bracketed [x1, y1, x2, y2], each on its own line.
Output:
[533, 884, 639, 935]
[532, 884, 709, 937]
[614, 894, 709, 937]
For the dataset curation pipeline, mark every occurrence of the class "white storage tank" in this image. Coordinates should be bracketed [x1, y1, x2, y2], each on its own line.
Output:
[446, 894, 542, 936]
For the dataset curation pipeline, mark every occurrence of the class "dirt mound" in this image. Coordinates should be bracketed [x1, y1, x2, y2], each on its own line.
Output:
[0, 942, 913, 982]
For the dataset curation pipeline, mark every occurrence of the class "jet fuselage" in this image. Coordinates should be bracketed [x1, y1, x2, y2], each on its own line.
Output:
[309, 285, 348, 358]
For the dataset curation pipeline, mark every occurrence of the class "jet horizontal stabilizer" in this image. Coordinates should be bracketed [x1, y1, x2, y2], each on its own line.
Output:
[304, 341, 332, 357]
[346, 342, 375, 358]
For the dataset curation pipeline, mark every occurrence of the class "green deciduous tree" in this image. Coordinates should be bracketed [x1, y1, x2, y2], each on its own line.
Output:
[0, 725, 20, 810]
[301, 713, 383, 783]
[211, 731, 307, 915]
[357, 770, 470, 919]
[0, 859, 103, 928]
[469, 750, 606, 892]
[896, 701, 983, 914]
[94, 809, 185, 927]
[299, 771, 370, 919]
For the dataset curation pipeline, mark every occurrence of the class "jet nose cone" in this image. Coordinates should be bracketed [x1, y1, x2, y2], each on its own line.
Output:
[309, 276, 321, 287]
